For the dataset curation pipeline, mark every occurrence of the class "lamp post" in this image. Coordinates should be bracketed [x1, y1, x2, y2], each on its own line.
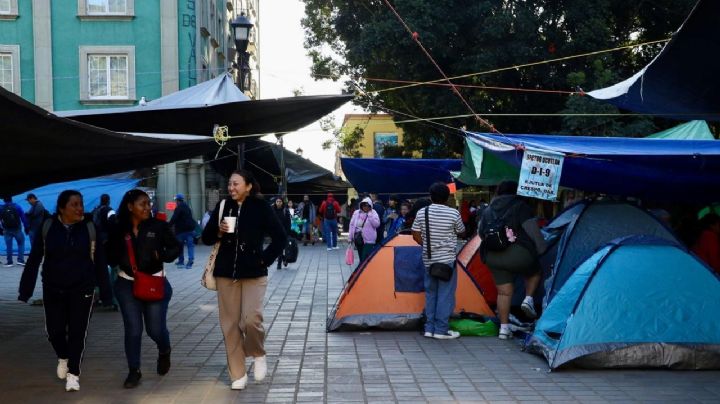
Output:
[230, 13, 254, 169]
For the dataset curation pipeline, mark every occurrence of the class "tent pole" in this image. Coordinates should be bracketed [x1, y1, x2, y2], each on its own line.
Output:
[237, 142, 245, 170]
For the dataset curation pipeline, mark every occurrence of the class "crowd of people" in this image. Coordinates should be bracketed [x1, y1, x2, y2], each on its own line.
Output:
[5, 168, 720, 394]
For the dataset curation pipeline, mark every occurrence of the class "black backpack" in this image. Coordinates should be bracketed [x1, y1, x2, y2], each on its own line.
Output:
[479, 204, 516, 251]
[324, 202, 337, 220]
[1, 204, 20, 229]
[92, 205, 110, 232]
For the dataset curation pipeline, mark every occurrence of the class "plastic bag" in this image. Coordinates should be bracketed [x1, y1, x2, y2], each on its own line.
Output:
[345, 245, 354, 265]
[449, 318, 499, 337]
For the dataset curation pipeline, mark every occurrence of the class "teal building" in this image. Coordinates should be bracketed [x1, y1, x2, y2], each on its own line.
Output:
[0, 0, 261, 219]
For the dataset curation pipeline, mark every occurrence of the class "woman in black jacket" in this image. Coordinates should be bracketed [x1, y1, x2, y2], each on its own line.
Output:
[272, 196, 291, 269]
[202, 169, 286, 390]
[18, 190, 111, 392]
[106, 189, 180, 388]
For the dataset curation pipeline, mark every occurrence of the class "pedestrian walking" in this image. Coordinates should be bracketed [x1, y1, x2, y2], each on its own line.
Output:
[348, 197, 381, 263]
[342, 198, 356, 233]
[169, 194, 196, 269]
[319, 193, 341, 250]
[107, 189, 181, 388]
[25, 193, 48, 246]
[1, 196, 28, 266]
[90, 194, 114, 245]
[370, 193, 385, 246]
[296, 195, 316, 246]
[478, 181, 547, 339]
[287, 199, 296, 217]
[412, 183, 466, 340]
[272, 197, 292, 269]
[18, 190, 112, 392]
[201, 169, 286, 390]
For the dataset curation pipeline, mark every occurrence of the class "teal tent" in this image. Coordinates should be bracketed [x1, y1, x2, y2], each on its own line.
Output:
[528, 236, 720, 369]
[451, 138, 519, 186]
[646, 120, 715, 140]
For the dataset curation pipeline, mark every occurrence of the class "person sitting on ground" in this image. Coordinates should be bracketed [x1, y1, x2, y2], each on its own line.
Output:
[479, 181, 547, 340]
[412, 183, 465, 340]
[692, 213, 720, 274]
[348, 197, 381, 263]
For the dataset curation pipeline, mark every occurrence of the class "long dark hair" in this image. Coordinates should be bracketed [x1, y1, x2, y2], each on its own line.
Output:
[56, 190, 82, 215]
[230, 169, 261, 198]
[116, 189, 149, 231]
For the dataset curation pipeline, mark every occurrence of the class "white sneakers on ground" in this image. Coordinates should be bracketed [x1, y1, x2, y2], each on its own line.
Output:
[433, 330, 460, 340]
[254, 356, 267, 382]
[65, 373, 80, 392]
[327, 248, 333, 251]
[423, 331, 433, 338]
[521, 296, 537, 319]
[231, 374, 248, 390]
[498, 326, 513, 340]
[57, 358, 69, 379]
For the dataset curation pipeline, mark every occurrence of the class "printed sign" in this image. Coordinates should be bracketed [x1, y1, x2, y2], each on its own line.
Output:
[517, 148, 564, 201]
[165, 201, 177, 211]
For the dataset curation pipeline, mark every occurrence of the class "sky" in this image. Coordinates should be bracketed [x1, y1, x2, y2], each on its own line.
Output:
[258, 0, 361, 171]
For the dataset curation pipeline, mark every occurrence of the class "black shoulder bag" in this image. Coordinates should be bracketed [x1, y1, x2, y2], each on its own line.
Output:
[425, 207, 453, 281]
[353, 214, 368, 250]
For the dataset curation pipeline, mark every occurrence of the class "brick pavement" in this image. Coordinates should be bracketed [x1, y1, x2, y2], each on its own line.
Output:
[0, 242, 719, 403]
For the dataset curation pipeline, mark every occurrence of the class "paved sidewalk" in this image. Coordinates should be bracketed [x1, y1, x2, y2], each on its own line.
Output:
[0, 242, 719, 403]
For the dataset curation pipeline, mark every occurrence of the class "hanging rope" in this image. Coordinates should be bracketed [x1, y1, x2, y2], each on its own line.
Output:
[375, 38, 670, 94]
[380, 0, 498, 133]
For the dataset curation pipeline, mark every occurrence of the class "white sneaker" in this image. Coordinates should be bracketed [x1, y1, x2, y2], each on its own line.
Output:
[65, 373, 80, 392]
[333, 246, 340, 250]
[253, 356, 267, 382]
[433, 330, 460, 340]
[327, 248, 333, 251]
[423, 331, 433, 338]
[57, 358, 69, 379]
[521, 300, 537, 319]
[231, 374, 248, 390]
[498, 328, 513, 340]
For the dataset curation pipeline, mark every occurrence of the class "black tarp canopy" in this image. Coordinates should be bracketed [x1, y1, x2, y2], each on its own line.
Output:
[0, 80, 352, 196]
[210, 140, 350, 200]
[59, 74, 353, 137]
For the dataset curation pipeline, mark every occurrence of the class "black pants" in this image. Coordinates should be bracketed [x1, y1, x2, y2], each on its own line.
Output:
[43, 286, 95, 375]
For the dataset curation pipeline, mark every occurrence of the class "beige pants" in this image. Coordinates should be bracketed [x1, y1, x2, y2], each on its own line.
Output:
[216, 276, 267, 381]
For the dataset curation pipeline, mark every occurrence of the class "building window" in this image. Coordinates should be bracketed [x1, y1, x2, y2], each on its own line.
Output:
[0, 45, 20, 95]
[374, 132, 398, 158]
[0, 0, 18, 19]
[88, 55, 128, 98]
[78, 0, 134, 19]
[79, 46, 135, 103]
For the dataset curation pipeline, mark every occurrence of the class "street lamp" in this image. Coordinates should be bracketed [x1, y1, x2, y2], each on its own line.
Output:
[230, 12, 254, 169]
[230, 13, 254, 91]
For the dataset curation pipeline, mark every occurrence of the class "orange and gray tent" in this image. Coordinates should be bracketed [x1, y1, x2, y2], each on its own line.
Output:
[327, 234, 493, 331]
[456, 235, 498, 306]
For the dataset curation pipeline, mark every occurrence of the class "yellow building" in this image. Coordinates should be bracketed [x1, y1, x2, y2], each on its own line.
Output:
[341, 114, 406, 158]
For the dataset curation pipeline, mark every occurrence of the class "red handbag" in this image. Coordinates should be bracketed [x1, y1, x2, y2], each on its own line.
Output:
[125, 234, 165, 302]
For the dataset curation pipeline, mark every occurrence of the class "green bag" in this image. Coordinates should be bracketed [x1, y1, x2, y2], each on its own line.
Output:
[449, 318, 499, 337]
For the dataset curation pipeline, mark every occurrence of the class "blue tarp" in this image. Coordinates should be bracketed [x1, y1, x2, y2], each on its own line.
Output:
[341, 158, 462, 196]
[1, 177, 139, 255]
[588, 0, 720, 121]
[465, 131, 720, 202]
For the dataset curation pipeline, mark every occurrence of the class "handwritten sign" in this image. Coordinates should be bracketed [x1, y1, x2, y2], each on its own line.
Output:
[517, 148, 564, 201]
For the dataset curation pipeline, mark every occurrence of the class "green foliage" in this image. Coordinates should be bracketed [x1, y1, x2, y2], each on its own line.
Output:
[301, 0, 695, 154]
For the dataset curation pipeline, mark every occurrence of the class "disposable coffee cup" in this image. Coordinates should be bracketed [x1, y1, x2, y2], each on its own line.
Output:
[223, 216, 237, 233]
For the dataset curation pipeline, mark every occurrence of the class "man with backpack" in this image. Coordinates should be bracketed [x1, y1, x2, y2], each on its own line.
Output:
[1, 196, 29, 267]
[91, 194, 114, 245]
[319, 193, 341, 251]
[25, 193, 48, 246]
[168, 193, 197, 269]
[478, 181, 547, 340]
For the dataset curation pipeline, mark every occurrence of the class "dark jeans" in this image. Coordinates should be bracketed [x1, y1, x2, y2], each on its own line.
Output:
[3, 228, 25, 264]
[114, 277, 172, 370]
[175, 231, 195, 264]
[43, 286, 95, 375]
[323, 219, 338, 248]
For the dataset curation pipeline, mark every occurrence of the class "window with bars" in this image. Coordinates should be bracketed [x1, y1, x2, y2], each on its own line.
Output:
[0, 53, 13, 92]
[87, 0, 126, 14]
[88, 55, 128, 98]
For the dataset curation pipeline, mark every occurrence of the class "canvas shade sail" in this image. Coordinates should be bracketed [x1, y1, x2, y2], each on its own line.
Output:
[340, 158, 462, 196]
[465, 131, 720, 202]
[0, 86, 224, 196]
[588, 0, 720, 121]
[452, 138, 520, 186]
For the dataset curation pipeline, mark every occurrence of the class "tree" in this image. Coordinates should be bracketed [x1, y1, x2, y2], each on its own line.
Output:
[302, 0, 695, 155]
